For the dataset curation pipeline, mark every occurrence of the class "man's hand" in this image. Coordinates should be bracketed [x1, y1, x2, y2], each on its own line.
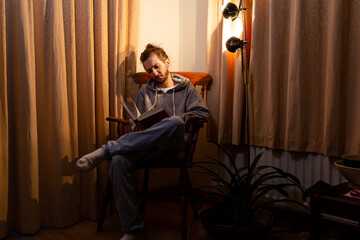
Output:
[129, 119, 136, 131]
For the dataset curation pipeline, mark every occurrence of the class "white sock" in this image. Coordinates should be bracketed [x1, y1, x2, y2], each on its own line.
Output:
[76, 147, 105, 172]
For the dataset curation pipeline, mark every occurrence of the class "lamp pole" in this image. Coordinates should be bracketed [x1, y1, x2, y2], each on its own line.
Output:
[240, 1, 250, 167]
[223, 0, 251, 166]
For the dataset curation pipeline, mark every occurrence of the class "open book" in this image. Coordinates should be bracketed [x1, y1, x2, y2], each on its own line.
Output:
[121, 98, 169, 129]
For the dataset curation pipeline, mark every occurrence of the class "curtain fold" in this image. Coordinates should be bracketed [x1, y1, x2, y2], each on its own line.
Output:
[207, 0, 360, 157]
[0, 0, 139, 237]
[0, 0, 9, 237]
[250, 0, 360, 156]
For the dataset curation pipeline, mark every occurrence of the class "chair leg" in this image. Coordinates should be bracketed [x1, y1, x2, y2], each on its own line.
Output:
[191, 199, 200, 219]
[97, 177, 113, 232]
[140, 168, 150, 212]
[179, 167, 193, 240]
[180, 195, 189, 240]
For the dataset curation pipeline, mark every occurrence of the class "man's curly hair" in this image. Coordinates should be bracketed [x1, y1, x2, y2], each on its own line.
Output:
[140, 44, 169, 63]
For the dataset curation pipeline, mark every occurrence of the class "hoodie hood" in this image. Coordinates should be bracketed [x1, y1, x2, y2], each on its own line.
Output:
[146, 73, 190, 92]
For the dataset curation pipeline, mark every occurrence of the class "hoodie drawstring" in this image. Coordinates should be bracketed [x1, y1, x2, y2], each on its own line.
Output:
[172, 89, 176, 116]
[149, 88, 176, 116]
[148, 91, 158, 111]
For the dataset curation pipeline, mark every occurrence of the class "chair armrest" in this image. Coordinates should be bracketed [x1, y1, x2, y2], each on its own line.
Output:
[106, 117, 130, 125]
[187, 116, 205, 139]
[106, 117, 131, 137]
[187, 116, 205, 128]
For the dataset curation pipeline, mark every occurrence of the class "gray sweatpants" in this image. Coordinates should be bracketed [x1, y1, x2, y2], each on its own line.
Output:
[105, 116, 185, 232]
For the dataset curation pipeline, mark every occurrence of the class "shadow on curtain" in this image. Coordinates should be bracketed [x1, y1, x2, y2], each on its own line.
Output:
[0, 0, 139, 238]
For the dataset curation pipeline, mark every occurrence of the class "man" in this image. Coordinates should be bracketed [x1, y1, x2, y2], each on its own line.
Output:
[76, 44, 209, 240]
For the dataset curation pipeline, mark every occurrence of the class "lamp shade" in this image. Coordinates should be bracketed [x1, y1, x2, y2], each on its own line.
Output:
[226, 37, 243, 52]
[222, 2, 239, 20]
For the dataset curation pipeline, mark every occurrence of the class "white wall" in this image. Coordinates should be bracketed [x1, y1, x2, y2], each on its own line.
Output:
[179, 0, 208, 71]
[137, 0, 208, 72]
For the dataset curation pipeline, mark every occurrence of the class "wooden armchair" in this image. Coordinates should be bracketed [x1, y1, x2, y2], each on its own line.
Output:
[97, 72, 212, 240]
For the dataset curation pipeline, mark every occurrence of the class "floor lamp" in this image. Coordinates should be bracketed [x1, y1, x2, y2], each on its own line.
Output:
[222, 0, 250, 166]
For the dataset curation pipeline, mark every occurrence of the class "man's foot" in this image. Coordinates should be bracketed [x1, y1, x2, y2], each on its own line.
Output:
[120, 232, 143, 240]
[76, 147, 105, 172]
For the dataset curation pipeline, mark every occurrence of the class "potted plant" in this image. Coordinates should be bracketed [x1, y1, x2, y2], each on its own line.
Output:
[193, 142, 307, 240]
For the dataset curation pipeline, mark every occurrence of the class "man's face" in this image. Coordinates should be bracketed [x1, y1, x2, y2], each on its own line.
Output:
[142, 53, 170, 85]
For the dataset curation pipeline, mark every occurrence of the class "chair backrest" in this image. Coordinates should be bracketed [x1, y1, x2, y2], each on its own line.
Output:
[132, 72, 212, 98]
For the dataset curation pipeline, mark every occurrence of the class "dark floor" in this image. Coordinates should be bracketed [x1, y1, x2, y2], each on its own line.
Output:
[5, 200, 360, 240]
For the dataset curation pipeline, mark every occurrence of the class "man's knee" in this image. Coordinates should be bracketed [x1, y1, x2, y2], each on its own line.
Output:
[165, 116, 185, 129]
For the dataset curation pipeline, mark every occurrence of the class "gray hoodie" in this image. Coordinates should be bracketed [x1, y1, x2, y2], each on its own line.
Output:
[135, 73, 209, 125]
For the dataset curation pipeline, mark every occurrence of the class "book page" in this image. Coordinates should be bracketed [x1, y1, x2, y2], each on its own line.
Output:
[121, 98, 141, 120]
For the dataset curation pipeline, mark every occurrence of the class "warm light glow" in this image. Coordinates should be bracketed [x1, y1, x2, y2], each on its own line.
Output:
[222, 1, 243, 52]
[221, 2, 227, 12]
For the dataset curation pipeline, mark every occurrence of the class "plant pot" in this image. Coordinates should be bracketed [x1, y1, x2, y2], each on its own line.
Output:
[200, 208, 273, 240]
[341, 154, 360, 168]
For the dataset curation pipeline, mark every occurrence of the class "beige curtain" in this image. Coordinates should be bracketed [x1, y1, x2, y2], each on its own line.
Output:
[0, 0, 139, 238]
[206, 0, 252, 145]
[207, 0, 360, 156]
[250, 0, 360, 156]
